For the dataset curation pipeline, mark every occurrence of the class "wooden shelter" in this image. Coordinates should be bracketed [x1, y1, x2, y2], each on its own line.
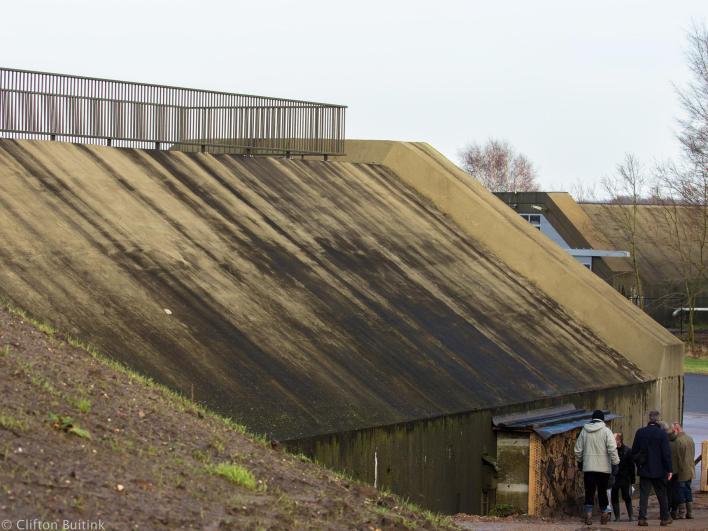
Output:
[494, 404, 620, 516]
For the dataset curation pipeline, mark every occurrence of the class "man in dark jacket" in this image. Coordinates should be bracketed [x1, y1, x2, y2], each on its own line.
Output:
[632, 410, 673, 526]
[611, 432, 635, 521]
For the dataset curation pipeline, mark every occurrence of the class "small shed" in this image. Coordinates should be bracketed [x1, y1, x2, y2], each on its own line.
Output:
[493, 404, 621, 516]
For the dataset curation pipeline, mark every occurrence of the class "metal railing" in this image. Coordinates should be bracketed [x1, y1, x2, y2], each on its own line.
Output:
[0, 67, 346, 157]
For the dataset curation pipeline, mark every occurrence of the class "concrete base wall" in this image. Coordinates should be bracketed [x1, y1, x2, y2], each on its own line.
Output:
[289, 409, 497, 515]
[496, 432, 530, 512]
[288, 377, 681, 515]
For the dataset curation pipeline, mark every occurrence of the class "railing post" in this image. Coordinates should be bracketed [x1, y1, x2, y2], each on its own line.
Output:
[0, 67, 346, 157]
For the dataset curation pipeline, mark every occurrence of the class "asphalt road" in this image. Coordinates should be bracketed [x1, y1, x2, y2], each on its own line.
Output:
[685, 373, 708, 413]
[683, 373, 707, 490]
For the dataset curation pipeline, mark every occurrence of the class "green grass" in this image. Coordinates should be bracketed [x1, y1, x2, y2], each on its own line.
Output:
[684, 356, 708, 374]
[108, 437, 135, 454]
[0, 414, 27, 432]
[372, 506, 418, 529]
[192, 449, 210, 463]
[6, 305, 56, 336]
[71, 397, 92, 414]
[489, 503, 516, 517]
[0, 300, 268, 447]
[1, 300, 455, 528]
[48, 413, 92, 440]
[206, 462, 258, 490]
[375, 486, 455, 528]
[18, 360, 61, 397]
[210, 437, 225, 454]
[391, 496, 454, 528]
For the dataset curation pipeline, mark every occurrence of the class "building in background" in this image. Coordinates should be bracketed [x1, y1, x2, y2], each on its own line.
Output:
[496, 191, 707, 326]
[495, 192, 632, 284]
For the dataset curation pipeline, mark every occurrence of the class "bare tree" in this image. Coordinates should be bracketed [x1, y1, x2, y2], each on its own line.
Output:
[655, 161, 707, 348]
[676, 22, 708, 170]
[602, 153, 648, 308]
[459, 139, 540, 192]
[570, 179, 598, 203]
[655, 23, 708, 348]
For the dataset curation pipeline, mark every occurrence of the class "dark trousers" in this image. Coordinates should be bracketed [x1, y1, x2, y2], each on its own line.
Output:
[584, 471, 611, 511]
[638, 476, 670, 521]
[679, 480, 693, 503]
[668, 476, 681, 511]
[611, 482, 632, 505]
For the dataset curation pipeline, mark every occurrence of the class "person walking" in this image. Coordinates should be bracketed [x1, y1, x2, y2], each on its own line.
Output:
[574, 409, 620, 525]
[666, 423, 681, 520]
[672, 422, 696, 519]
[610, 432, 635, 521]
[632, 410, 673, 526]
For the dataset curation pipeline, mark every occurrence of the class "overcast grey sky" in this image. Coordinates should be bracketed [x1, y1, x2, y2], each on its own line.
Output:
[2, 0, 706, 191]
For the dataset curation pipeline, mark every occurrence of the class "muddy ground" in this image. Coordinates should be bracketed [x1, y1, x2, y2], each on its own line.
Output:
[0, 306, 452, 530]
[454, 491, 708, 530]
[2, 302, 705, 530]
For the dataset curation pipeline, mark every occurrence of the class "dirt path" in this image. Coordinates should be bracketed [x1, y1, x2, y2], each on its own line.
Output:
[454, 492, 708, 530]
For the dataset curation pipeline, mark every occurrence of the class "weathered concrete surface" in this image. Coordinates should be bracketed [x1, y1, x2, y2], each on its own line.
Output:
[289, 378, 672, 514]
[339, 141, 683, 380]
[0, 138, 653, 442]
[495, 432, 531, 512]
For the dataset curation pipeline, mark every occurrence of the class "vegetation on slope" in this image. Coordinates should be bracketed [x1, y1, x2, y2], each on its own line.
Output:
[684, 355, 708, 375]
[0, 303, 454, 530]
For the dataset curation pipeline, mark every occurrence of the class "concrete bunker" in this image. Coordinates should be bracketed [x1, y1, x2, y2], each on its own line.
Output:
[0, 130, 684, 513]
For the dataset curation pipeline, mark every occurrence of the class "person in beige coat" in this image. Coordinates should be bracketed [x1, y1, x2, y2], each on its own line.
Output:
[574, 410, 621, 525]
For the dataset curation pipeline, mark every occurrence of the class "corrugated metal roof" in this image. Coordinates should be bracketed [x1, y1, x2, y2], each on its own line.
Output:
[493, 404, 622, 440]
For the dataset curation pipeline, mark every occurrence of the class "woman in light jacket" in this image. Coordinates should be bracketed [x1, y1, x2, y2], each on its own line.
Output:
[574, 409, 621, 525]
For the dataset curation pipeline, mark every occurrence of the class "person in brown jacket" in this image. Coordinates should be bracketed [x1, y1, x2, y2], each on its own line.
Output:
[671, 422, 696, 519]
[666, 423, 682, 519]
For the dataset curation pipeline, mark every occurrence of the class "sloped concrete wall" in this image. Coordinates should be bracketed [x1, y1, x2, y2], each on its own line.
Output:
[339, 140, 683, 380]
[0, 138, 685, 514]
[0, 139, 654, 443]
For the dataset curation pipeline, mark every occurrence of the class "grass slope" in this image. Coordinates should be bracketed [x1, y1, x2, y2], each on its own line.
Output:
[684, 356, 708, 375]
[0, 305, 454, 530]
